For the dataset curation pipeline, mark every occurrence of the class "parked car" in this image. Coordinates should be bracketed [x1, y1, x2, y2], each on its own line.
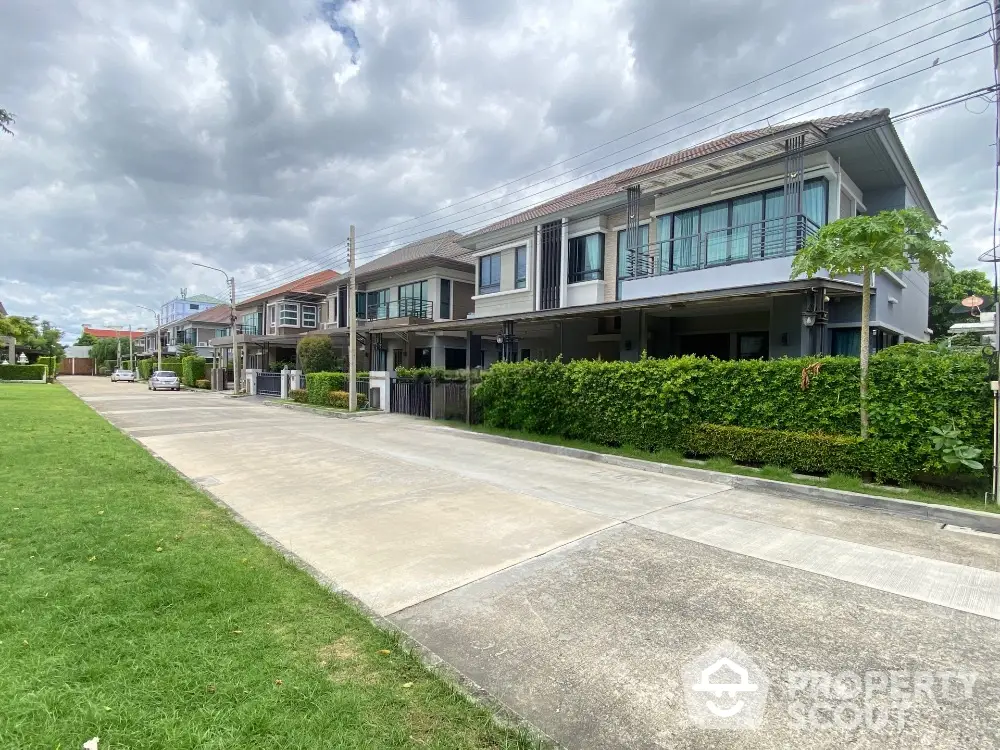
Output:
[148, 371, 181, 391]
[111, 368, 137, 383]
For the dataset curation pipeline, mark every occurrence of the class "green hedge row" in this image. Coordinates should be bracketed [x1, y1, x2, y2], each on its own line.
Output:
[305, 371, 369, 405]
[181, 356, 206, 387]
[0, 364, 47, 381]
[681, 424, 916, 484]
[35, 357, 58, 379]
[475, 351, 992, 481]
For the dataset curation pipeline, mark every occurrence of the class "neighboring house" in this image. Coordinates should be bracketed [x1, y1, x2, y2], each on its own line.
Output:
[401, 109, 933, 365]
[138, 305, 234, 362]
[161, 292, 225, 325]
[208, 270, 340, 371]
[315, 231, 475, 370]
[949, 311, 997, 349]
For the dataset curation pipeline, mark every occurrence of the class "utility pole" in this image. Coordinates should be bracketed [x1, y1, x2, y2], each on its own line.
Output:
[230, 276, 241, 394]
[136, 305, 162, 373]
[128, 324, 134, 369]
[348, 224, 357, 411]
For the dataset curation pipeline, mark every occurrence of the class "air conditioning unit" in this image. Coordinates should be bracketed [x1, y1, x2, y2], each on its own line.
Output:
[198, 342, 207, 348]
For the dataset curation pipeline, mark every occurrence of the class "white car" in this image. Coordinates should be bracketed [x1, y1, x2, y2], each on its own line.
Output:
[149, 371, 181, 391]
[111, 368, 137, 383]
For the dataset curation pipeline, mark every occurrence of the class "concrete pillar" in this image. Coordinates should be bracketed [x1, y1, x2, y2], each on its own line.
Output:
[559, 217, 569, 308]
[280, 367, 289, 399]
[430, 335, 447, 368]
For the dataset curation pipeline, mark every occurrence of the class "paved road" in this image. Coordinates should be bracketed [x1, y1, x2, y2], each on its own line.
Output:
[64, 376, 1000, 748]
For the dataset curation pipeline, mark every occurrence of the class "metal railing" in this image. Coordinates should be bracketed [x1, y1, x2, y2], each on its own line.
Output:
[627, 214, 820, 278]
[235, 323, 261, 335]
[364, 298, 433, 321]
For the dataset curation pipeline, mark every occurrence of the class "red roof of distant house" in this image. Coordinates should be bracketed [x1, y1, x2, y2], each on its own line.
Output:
[82, 326, 146, 340]
[237, 269, 340, 307]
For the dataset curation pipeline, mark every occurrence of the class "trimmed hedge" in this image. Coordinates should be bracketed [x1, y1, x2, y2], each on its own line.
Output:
[327, 390, 368, 409]
[305, 371, 370, 405]
[0, 364, 47, 381]
[289, 388, 309, 403]
[138, 360, 154, 380]
[157, 359, 184, 379]
[35, 356, 58, 380]
[681, 424, 916, 484]
[475, 351, 992, 481]
[181, 356, 207, 387]
[195, 379, 211, 389]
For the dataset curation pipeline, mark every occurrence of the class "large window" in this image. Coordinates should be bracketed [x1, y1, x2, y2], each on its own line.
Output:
[365, 289, 390, 319]
[440, 279, 452, 319]
[479, 253, 501, 294]
[656, 178, 828, 272]
[301, 304, 317, 328]
[278, 303, 298, 327]
[616, 224, 649, 299]
[514, 246, 527, 289]
[831, 328, 861, 356]
[398, 280, 428, 317]
[568, 233, 604, 283]
[241, 311, 261, 334]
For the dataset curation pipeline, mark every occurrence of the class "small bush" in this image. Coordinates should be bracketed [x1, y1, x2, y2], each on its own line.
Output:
[0, 364, 47, 381]
[395, 367, 470, 382]
[305, 371, 370, 405]
[682, 424, 916, 484]
[181, 356, 207, 387]
[289, 388, 309, 403]
[36, 356, 58, 380]
[137, 360, 155, 380]
[297, 336, 339, 373]
[195, 379, 211, 389]
[326, 390, 368, 409]
[98, 366, 110, 376]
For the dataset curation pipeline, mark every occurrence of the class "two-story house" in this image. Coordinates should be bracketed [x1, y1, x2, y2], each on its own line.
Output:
[316, 231, 475, 371]
[161, 292, 225, 325]
[137, 306, 231, 363]
[208, 269, 340, 372]
[402, 109, 933, 365]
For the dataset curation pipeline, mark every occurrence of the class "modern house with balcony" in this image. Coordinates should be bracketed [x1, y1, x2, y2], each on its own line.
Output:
[208, 269, 340, 371]
[137, 305, 232, 362]
[315, 231, 475, 370]
[402, 109, 933, 364]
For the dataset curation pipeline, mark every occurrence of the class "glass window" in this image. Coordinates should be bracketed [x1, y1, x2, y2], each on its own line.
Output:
[514, 246, 528, 288]
[831, 328, 862, 356]
[189, 303, 198, 310]
[301, 304, 317, 328]
[444, 347, 466, 369]
[440, 279, 452, 319]
[479, 253, 501, 294]
[671, 209, 700, 270]
[397, 281, 428, 317]
[568, 234, 604, 283]
[363, 289, 389, 319]
[737, 332, 769, 360]
[616, 225, 649, 299]
[278, 303, 298, 327]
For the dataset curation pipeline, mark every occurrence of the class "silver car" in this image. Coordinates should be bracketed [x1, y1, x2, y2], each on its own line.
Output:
[111, 368, 137, 382]
[148, 370, 180, 391]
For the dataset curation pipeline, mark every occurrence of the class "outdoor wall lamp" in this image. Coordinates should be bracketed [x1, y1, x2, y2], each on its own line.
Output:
[496, 333, 504, 345]
[802, 311, 817, 328]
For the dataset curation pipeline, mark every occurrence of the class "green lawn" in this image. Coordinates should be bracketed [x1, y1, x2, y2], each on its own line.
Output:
[447, 422, 995, 515]
[0, 385, 538, 750]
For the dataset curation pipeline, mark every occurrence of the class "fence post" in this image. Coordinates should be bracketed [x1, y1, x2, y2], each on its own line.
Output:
[280, 368, 289, 399]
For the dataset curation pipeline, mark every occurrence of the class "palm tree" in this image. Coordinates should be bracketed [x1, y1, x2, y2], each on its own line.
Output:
[791, 208, 951, 437]
[177, 343, 197, 359]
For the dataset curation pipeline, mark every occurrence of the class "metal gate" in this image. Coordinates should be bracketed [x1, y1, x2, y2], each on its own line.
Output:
[257, 372, 281, 396]
[389, 378, 430, 418]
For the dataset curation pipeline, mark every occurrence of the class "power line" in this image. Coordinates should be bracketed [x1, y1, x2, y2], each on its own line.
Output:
[234, 37, 993, 296]
[231, 1, 982, 292]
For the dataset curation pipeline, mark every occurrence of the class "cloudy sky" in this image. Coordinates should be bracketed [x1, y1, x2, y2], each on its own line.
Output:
[0, 0, 995, 339]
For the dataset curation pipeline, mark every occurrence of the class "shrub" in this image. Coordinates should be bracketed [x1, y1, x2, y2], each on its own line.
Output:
[195, 379, 211, 389]
[289, 388, 309, 403]
[35, 356, 58, 380]
[0, 364, 47, 381]
[297, 336, 339, 373]
[137, 360, 155, 380]
[476, 351, 991, 478]
[181, 356, 207, 387]
[97, 366, 110, 376]
[157, 359, 184, 379]
[326, 390, 368, 409]
[681, 424, 916, 484]
[305, 371, 370, 405]
[395, 367, 470, 382]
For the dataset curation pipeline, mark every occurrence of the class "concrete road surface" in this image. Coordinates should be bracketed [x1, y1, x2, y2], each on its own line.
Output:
[63, 376, 1000, 749]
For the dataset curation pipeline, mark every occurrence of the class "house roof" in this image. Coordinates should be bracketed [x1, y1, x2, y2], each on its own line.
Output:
[83, 326, 146, 340]
[185, 293, 225, 304]
[352, 231, 470, 280]
[468, 110, 888, 237]
[169, 305, 233, 327]
[237, 269, 340, 307]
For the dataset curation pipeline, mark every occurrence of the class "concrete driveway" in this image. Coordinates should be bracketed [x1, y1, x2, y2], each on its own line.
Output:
[64, 376, 1000, 749]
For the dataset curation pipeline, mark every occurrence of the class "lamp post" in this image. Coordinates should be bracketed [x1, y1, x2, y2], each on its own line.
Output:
[193, 262, 239, 393]
[136, 304, 162, 373]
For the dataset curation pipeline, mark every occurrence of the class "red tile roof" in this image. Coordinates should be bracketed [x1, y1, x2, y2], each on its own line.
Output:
[470, 110, 888, 236]
[237, 269, 340, 307]
[83, 326, 146, 339]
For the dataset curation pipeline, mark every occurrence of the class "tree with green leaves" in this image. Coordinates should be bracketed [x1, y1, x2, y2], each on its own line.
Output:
[297, 335, 339, 373]
[0, 315, 64, 358]
[177, 343, 197, 359]
[791, 208, 951, 437]
[928, 268, 992, 338]
[89, 337, 124, 368]
[75, 331, 99, 346]
[0, 108, 13, 137]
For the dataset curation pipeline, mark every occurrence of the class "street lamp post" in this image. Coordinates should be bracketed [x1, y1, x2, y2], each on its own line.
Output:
[136, 304, 162, 373]
[193, 262, 240, 393]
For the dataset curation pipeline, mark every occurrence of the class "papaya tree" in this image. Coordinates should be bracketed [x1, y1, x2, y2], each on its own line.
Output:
[791, 208, 951, 437]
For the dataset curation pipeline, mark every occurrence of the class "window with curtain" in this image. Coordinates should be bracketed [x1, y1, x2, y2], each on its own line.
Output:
[831, 328, 862, 356]
[701, 202, 729, 265]
[730, 194, 763, 261]
[616, 225, 649, 299]
[440, 279, 451, 319]
[514, 246, 528, 288]
[671, 209, 699, 270]
[479, 253, 501, 294]
[568, 233, 604, 283]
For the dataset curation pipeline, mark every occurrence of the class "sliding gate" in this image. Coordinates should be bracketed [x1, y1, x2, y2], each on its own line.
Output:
[389, 378, 430, 418]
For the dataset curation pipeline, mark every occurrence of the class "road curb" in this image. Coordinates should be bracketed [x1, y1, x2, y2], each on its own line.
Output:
[262, 400, 382, 419]
[443, 429, 1000, 535]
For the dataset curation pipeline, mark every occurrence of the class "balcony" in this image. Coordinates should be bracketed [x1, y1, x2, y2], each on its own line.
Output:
[235, 322, 261, 336]
[620, 214, 821, 301]
[363, 298, 433, 323]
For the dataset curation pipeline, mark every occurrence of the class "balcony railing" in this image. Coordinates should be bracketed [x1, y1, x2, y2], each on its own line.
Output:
[364, 298, 433, 322]
[625, 214, 820, 278]
[235, 323, 261, 336]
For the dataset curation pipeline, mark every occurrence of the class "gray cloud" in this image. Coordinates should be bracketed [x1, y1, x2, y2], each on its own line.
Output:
[0, 0, 995, 338]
